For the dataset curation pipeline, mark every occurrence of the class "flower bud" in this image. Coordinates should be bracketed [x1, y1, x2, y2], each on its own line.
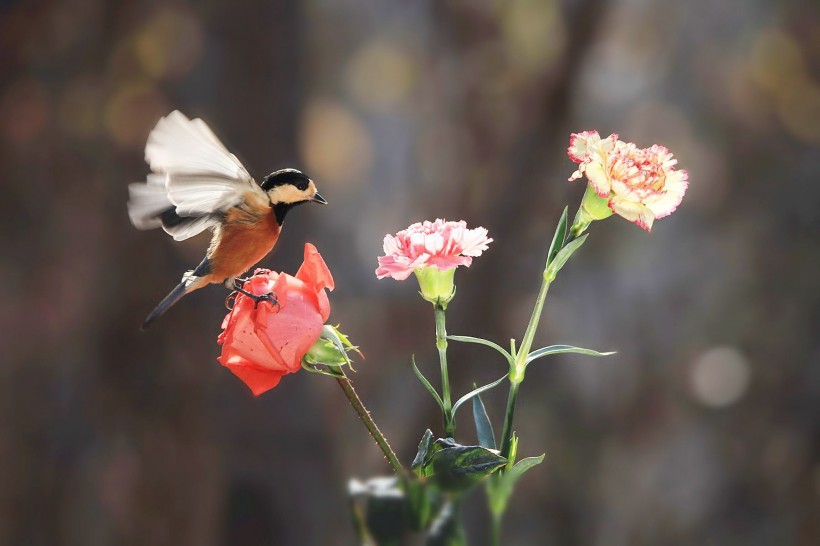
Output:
[414, 266, 456, 308]
[304, 325, 359, 368]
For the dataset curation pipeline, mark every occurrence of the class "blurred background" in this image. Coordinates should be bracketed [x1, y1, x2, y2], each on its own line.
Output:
[1, 0, 818, 544]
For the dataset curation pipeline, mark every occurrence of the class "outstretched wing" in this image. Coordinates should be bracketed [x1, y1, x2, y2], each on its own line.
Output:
[127, 111, 267, 241]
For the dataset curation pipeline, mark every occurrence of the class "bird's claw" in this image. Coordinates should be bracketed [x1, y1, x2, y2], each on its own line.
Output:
[251, 292, 279, 310]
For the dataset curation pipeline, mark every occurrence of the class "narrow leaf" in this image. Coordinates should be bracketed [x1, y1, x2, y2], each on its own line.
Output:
[472, 392, 496, 449]
[451, 374, 508, 416]
[547, 206, 569, 266]
[526, 345, 615, 366]
[546, 233, 588, 279]
[412, 356, 445, 411]
[447, 335, 513, 363]
[508, 454, 545, 481]
[488, 453, 545, 516]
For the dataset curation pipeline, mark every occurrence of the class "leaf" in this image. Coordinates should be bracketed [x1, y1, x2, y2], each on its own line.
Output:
[472, 392, 496, 449]
[525, 345, 615, 366]
[447, 335, 513, 363]
[418, 439, 507, 492]
[451, 374, 508, 416]
[547, 206, 569, 266]
[546, 233, 588, 280]
[412, 429, 435, 474]
[487, 454, 545, 517]
[348, 477, 409, 546]
[412, 356, 445, 412]
[426, 501, 466, 546]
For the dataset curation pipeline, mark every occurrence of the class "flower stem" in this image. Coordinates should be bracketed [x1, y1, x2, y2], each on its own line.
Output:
[434, 303, 455, 437]
[491, 512, 503, 546]
[499, 378, 522, 458]
[333, 368, 406, 478]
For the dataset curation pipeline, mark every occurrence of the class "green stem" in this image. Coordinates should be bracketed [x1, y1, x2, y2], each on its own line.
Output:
[516, 275, 553, 366]
[499, 380, 521, 458]
[491, 512, 503, 546]
[434, 303, 455, 437]
[333, 369, 406, 479]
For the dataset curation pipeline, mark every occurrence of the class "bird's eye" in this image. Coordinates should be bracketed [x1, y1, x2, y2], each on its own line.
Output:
[297, 181, 308, 191]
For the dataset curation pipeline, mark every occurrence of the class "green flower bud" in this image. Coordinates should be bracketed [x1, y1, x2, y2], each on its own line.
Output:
[414, 267, 456, 308]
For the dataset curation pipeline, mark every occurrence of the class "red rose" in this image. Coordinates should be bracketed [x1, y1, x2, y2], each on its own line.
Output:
[217, 243, 335, 395]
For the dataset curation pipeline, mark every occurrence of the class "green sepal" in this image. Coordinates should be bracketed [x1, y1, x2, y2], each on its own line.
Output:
[547, 206, 569, 266]
[416, 438, 507, 493]
[411, 356, 445, 412]
[526, 345, 615, 366]
[447, 335, 513, 363]
[472, 391, 496, 449]
[451, 374, 508, 416]
[545, 233, 588, 281]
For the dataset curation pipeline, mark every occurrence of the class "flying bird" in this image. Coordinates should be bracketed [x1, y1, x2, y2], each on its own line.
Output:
[128, 111, 327, 329]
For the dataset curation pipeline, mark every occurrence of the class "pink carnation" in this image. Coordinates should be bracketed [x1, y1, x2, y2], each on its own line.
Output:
[568, 131, 688, 231]
[375, 219, 493, 281]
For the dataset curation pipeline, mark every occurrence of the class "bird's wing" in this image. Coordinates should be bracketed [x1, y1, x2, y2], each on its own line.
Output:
[128, 111, 267, 241]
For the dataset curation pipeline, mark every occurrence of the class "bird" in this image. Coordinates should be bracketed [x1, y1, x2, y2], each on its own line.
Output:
[128, 110, 327, 330]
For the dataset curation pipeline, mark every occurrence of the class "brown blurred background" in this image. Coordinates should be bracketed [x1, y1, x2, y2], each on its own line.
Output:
[1, 0, 819, 544]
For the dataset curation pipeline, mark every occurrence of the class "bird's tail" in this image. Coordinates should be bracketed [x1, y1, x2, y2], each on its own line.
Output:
[141, 282, 190, 330]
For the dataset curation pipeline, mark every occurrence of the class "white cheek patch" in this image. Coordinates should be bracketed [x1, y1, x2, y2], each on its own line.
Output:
[268, 184, 309, 204]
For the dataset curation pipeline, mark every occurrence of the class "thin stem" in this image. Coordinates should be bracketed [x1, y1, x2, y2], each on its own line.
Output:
[516, 276, 552, 370]
[333, 368, 406, 479]
[491, 512, 503, 546]
[499, 380, 521, 458]
[434, 303, 455, 437]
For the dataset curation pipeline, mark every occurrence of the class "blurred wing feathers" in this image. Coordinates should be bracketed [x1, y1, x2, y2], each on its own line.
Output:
[128, 111, 266, 240]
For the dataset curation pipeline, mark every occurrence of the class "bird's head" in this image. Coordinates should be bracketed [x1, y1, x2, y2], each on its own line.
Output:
[261, 168, 327, 207]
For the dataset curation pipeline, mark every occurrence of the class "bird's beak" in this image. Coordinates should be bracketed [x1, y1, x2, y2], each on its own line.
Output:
[312, 192, 328, 205]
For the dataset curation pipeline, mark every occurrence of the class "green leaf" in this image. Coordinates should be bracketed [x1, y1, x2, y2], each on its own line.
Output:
[426, 501, 466, 546]
[412, 429, 435, 474]
[451, 374, 508, 416]
[419, 439, 507, 492]
[547, 206, 569, 266]
[349, 477, 409, 545]
[525, 345, 615, 366]
[546, 233, 588, 280]
[412, 356, 445, 412]
[487, 454, 545, 517]
[447, 335, 513, 363]
[472, 392, 496, 449]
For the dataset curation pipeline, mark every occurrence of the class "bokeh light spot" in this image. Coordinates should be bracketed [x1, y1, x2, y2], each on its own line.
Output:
[59, 77, 103, 139]
[690, 347, 751, 408]
[134, 7, 204, 81]
[501, 0, 566, 74]
[0, 77, 50, 144]
[104, 83, 168, 149]
[345, 41, 418, 112]
[299, 99, 373, 188]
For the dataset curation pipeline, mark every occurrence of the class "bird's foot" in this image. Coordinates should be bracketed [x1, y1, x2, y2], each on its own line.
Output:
[229, 285, 279, 311]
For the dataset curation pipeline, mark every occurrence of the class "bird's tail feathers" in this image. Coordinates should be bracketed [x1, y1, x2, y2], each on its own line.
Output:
[142, 282, 188, 330]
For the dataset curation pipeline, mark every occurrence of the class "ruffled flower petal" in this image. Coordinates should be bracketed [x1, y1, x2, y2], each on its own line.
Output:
[567, 131, 688, 230]
[375, 219, 493, 281]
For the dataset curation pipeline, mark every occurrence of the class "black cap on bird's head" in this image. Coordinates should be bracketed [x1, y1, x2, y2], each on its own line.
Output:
[261, 168, 327, 224]
[261, 168, 309, 190]
[260, 168, 327, 205]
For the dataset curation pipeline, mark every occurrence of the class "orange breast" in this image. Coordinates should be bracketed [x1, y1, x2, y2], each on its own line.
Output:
[209, 210, 281, 281]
